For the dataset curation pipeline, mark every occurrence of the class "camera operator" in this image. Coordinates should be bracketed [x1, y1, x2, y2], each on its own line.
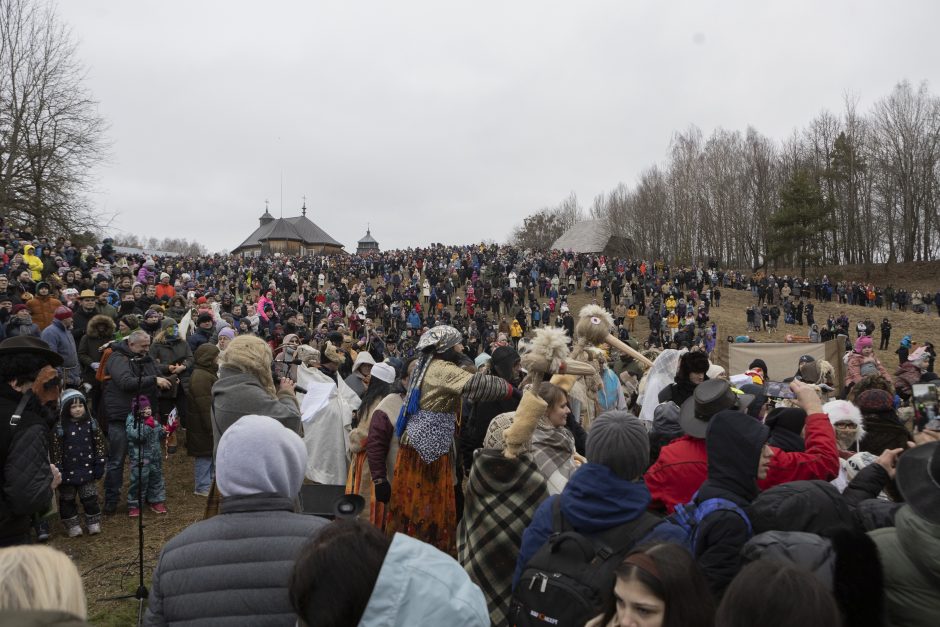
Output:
[211, 335, 302, 459]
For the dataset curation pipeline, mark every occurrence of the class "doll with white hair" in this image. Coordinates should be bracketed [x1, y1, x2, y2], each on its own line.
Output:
[823, 399, 866, 492]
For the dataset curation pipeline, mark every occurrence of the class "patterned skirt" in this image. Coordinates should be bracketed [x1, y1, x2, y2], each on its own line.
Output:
[346, 448, 386, 529]
[385, 444, 455, 555]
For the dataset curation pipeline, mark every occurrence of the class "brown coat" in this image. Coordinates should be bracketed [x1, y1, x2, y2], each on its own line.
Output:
[186, 344, 219, 458]
[26, 294, 62, 330]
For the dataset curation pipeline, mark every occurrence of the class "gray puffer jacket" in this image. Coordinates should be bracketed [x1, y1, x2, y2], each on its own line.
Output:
[144, 494, 327, 626]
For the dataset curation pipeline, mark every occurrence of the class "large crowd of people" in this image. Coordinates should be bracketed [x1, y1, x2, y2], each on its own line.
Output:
[1, 226, 939, 626]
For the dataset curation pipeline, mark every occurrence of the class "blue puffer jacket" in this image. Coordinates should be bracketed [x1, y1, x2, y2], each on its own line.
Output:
[513, 463, 652, 588]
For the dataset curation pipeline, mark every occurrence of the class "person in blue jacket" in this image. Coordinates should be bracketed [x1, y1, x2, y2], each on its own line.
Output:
[513, 411, 653, 588]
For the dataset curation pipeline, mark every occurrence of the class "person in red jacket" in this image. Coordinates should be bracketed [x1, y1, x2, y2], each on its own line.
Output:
[644, 379, 839, 513]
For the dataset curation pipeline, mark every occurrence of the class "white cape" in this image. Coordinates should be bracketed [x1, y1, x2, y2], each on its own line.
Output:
[296, 365, 360, 485]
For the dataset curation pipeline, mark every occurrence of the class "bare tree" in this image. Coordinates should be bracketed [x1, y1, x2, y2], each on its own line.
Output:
[0, 0, 108, 237]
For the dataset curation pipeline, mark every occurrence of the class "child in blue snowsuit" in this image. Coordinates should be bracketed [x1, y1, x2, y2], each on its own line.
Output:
[126, 395, 168, 516]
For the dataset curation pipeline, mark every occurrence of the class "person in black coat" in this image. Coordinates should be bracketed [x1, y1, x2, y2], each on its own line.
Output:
[0, 337, 63, 546]
[694, 408, 771, 598]
[459, 345, 521, 473]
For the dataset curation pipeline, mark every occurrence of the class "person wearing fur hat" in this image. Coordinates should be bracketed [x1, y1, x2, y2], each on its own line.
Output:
[387, 325, 520, 554]
[893, 346, 929, 400]
[51, 389, 106, 537]
[25, 282, 62, 331]
[846, 335, 889, 389]
[211, 335, 301, 458]
[76, 314, 114, 388]
[823, 399, 867, 491]
[513, 411, 660, 595]
[145, 414, 327, 625]
[125, 396, 169, 517]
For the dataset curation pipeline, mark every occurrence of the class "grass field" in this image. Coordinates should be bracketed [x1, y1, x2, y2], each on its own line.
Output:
[49, 282, 938, 624]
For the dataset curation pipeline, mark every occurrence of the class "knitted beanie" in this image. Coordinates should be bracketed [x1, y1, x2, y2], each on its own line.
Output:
[586, 411, 650, 480]
[216, 415, 306, 499]
[855, 335, 873, 353]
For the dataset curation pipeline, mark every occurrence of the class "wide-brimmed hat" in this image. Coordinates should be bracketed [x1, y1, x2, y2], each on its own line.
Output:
[679, 379, 755, 439]
[897, 441, 940, 525]
[0, 336, 64, 366]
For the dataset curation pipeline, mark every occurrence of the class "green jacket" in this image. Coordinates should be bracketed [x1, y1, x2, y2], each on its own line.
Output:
[869, 505, 940, 627]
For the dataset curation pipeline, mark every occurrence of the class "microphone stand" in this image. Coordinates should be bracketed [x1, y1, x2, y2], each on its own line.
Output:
[132, 355, 148, 625]
[108, 353, 148, 625]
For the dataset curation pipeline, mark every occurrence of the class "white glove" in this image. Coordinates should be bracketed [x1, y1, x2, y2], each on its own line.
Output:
[91, 362, 100, 370]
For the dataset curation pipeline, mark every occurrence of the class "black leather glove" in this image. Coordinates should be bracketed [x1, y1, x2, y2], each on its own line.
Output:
[373, 479, 391, 503]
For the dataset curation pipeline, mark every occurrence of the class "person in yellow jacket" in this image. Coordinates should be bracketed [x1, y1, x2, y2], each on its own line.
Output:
[667, 311, 679, 340]
[23, 245, 44, 281]
[665, 295, 677, 312]
[509, 319, 523, 349]
[627, 305, 638, 332]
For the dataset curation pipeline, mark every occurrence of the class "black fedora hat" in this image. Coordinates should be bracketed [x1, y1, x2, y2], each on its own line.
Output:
[896, 441, 940, 525]
[0, 336, 63, 367]
[679, 379, 755, 439]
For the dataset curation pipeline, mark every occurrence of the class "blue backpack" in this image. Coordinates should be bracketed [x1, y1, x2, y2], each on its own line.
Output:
[650, 494, 752, 554]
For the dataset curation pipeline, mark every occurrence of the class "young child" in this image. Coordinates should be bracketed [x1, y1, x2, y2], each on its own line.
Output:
[126, 396, 170, 517]
[52, 389, 106, 537]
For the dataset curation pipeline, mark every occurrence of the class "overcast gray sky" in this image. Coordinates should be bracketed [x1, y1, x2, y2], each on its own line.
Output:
[59, 0, 940, 253]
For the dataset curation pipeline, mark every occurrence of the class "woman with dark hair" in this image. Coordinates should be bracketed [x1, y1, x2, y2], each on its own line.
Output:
[657, 351, 710, 406]
[589, 543, 715, 627]
[715, 559, 841, 627]
[290, 519, 489, 627]
[346, 362, 397, 523]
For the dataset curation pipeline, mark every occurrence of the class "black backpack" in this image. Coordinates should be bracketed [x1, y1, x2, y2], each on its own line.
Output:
[510, 498, 661, 627]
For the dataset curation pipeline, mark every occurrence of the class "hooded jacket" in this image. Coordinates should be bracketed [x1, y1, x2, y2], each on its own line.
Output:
[694, 409, 768, 598]
[41, 319, 79, 386]
[150, 325, 194, 398]
[77, 315, 115, 383]
[22, 245, 44, 281]
[645, 407, 839, 513]
[513, 462, 652, 587]
[210, 367, 301, 458]
[869, 506, 940, 627]
[359, 533, 490, 627]
[185, 344, 219, 458]
[145, 415, 327, 626]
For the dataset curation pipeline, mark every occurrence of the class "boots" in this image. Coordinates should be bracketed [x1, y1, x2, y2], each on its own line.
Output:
[62, 516, 83, 538]
[86, 513, 102, 535]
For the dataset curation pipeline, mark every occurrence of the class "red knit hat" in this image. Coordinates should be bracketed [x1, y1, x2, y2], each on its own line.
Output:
[54, 306, 73, 320]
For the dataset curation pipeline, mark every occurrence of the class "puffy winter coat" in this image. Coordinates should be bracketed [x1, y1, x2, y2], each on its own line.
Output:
[150, 336, 194, 398]
[101, 341, 161, 423]
[185, 344, 218, 458]
[77, 315, 114, 384]
[0, 382, 54, 545]
[892, 361, 923, 399]
[144, 494, 327, 626]
[869, 506, 940, 627]
[26, 294, 62, 330]
[645, 410, 840, 513]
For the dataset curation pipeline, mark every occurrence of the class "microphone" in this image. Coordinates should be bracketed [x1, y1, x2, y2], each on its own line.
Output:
[294, 384, 308, 394]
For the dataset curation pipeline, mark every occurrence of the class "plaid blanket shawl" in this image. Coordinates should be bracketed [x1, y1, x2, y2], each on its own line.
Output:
[458, 449, 549, 625]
